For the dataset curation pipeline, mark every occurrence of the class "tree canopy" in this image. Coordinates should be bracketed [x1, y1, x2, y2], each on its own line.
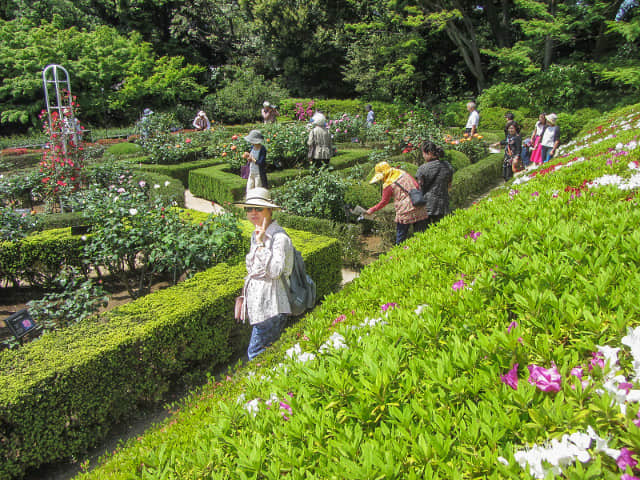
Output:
[1, 0, 639, 131]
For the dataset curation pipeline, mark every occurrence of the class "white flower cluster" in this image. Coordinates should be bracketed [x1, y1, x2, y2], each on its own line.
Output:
[509, 327, 640, 478]
[512, 427, 619, 479]
[588, 172, 640, 191]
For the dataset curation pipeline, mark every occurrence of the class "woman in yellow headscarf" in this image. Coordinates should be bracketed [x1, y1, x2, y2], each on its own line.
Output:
[366, 162, 429, 244]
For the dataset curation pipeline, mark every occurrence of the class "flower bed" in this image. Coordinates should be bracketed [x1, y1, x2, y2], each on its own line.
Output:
[0, 225, 341, 479]
[72, 105, 640, 480]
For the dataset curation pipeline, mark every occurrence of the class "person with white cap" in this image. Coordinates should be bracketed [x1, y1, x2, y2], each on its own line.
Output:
[540, 113, 560, 163]
[307, 112, 332, 169]
[366, 161, 429, 244]
[242, 129, 268, 192]
[234, 188, 293, 360]
[261, 101, 279, 124]
[192, 110, 211, 130]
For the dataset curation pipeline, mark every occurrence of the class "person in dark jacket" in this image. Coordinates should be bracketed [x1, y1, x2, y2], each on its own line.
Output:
[501, 121, 522, 181]
[243, 130, 268, 192]
[415, 140, 454, 227]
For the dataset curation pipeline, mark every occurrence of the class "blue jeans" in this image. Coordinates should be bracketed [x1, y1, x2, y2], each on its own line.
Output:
[541, 146, 554, 163]
[396, 219, 428, 244]
[247, 314, 287, 360]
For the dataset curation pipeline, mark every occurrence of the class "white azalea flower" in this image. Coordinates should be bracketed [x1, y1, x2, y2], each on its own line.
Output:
[154, 184, 160, 189]
[244, 398, 260, 416]
[319, 333, 347, 353]
[129, 208, 138, 216]
[414, 304, 428, 315]
[164, 180, 170, 187]
[360, 317, 388, 327]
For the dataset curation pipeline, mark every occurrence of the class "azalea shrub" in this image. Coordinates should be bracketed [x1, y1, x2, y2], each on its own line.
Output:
[76, 105, 640, 480]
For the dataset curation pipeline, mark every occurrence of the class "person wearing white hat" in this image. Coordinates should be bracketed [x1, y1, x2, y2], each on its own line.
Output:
[540, 113, 560, 163]
[307, 112, 332, 169]
[192, 110, 211, 131]
[234, 188, 293, 360]
[261, 101, 279, 124]
[242, 130, 268, 192]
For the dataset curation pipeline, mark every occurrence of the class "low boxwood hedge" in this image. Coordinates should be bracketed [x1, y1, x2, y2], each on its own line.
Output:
[137, 157, 226, 187]
[0, 226, 341, 480]
[449, 153, 503, 210]
[189, 149, 372, 205]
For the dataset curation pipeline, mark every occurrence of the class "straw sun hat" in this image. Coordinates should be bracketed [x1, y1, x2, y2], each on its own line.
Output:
[233, 188, 281, 210]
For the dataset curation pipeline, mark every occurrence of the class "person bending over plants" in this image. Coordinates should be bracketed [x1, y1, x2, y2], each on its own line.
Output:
[366, 161, 428, 244]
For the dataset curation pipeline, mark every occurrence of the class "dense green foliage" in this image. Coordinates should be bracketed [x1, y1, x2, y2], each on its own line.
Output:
[2, 0, 639, 134]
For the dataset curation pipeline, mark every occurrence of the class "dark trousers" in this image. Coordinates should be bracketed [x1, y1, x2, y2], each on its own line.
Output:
[247, 314, 287, 360]
[396, 219, 428, 244]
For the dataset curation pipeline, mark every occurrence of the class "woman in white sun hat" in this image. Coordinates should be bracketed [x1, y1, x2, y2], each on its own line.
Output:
[234, 188, 293, 360]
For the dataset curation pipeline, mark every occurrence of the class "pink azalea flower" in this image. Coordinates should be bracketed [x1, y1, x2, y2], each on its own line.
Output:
[617, 448, 638, 470]
[501, 363, 519, 390]
[570, 366, 583, 379]
[332, 314, 346, 326]
[527, 364, 562, 392]
[621, 474, 640, 480]
[531, 191, 539, 197]
[589, 351, 605, 371]
[507, 321, 518, 333]
[465, 230, 482, 241]
[381, 302, 397, 312]
[620, 382, 634, 394]
[279, 401, 292, 413]
[452, 278, 467, 291]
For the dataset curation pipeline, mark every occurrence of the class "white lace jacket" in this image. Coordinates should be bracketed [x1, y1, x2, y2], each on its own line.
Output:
[244, 221, 294, 325]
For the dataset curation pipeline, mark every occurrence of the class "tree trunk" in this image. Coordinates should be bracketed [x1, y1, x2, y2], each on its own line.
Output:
[543, 0, 556, 71]
[445, 19, 486, 91]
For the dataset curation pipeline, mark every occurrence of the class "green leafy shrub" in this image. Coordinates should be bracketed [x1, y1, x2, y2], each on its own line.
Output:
[477, 83, 533, 113]
[26, 266, 108, 334]
[272, 169, 349, 222]
[443, 149, 470, 172]
[134, 113, 200, 164]
[204, 66, 289, 124]
[0, 206, 39, 241]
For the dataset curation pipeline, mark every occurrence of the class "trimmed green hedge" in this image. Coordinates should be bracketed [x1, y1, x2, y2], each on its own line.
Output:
[444, 149, 471, 171]
[190, 149, 371, 205]
[449, 153, 503, 210]
[0, 226, 341, 480]
[0, 227, 86, 287]
[137, 157, 226, 187]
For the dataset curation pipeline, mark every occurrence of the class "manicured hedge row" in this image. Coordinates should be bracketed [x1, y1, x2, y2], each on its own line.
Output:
[137, 157, 226, 187]
[0, 227, 86, 287]
[0, 226, 341, 480]
[273, 210, 364, 267]
[449, 153, 503, 210]
[189, 149, 371, 205]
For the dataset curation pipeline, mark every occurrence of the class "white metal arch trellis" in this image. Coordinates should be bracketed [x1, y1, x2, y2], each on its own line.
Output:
[42, 64, 78, 151]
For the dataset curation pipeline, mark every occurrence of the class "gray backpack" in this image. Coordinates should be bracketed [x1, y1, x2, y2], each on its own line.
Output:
[286, 246, 317, 316]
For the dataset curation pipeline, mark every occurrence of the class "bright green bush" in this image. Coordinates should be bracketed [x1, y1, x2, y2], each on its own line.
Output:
[443, 149, 470, 172]
[137, 157, 225, 187]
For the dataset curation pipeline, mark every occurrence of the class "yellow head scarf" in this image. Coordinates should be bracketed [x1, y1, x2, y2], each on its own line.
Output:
[369, 161, 404, 189]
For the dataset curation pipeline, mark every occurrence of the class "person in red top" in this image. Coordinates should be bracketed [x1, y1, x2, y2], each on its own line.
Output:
[366, 161, 429, 244]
